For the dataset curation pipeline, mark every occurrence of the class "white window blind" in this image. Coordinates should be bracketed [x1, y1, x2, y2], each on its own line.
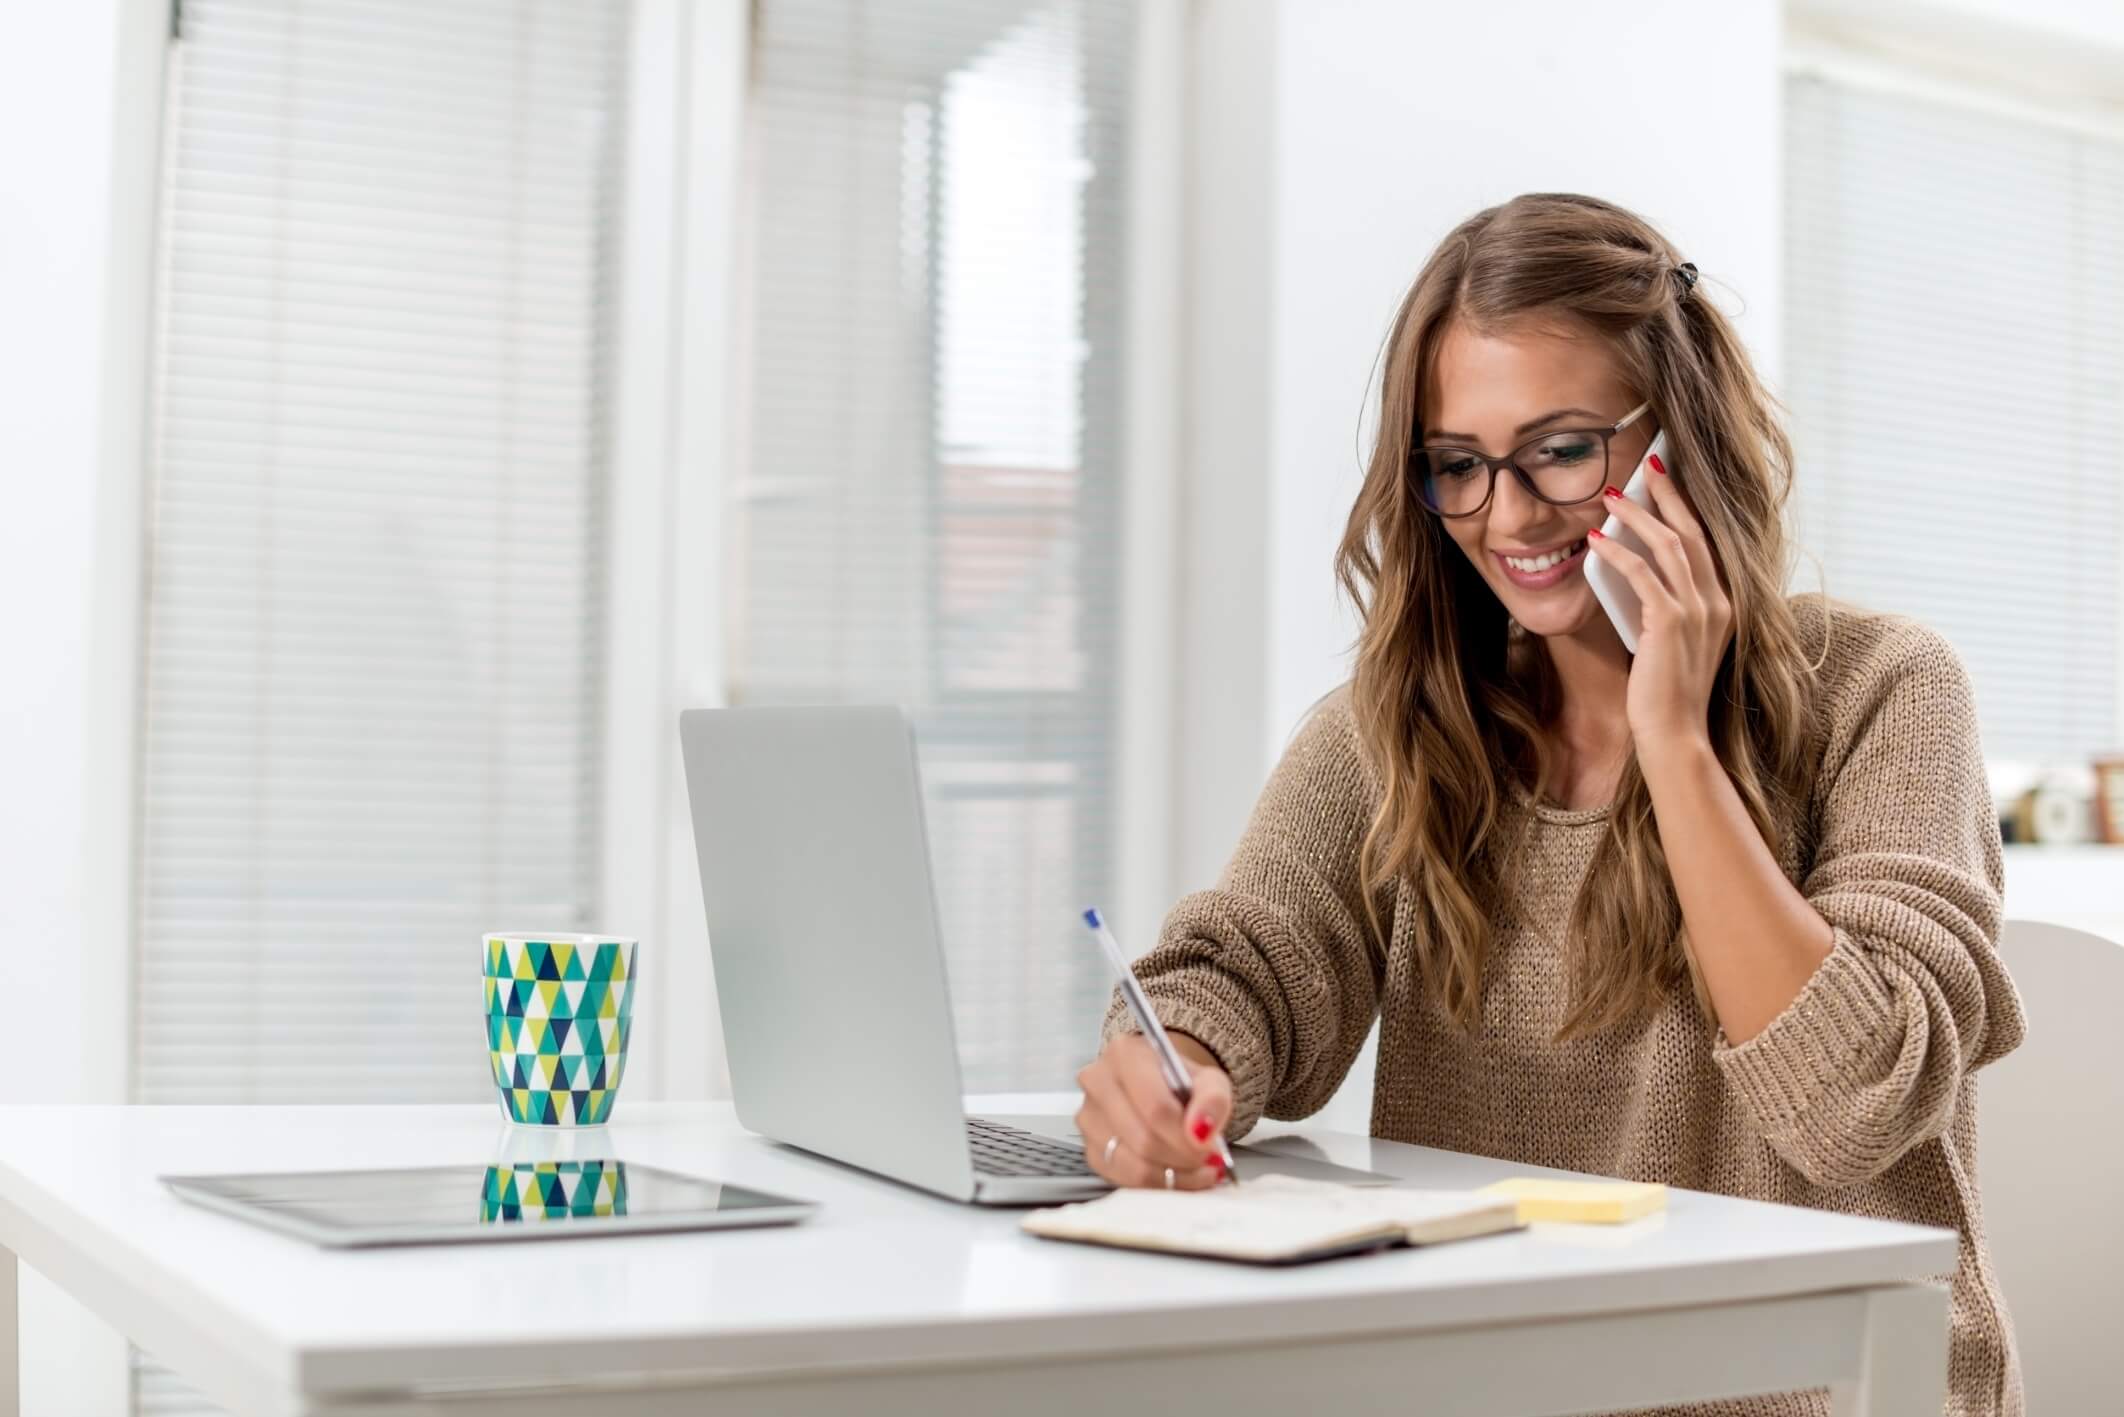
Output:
[1785, 70, 2124, 758]
[134, 0, 624, 1109]
[135, 3, 623, 1399]
[737, 0, 1136, 1090]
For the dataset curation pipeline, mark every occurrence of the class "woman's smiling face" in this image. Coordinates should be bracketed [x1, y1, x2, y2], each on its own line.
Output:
[1421, 317, 1656, 641]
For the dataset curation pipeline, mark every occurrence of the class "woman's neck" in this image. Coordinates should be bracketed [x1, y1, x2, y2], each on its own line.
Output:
[1537, 619, 1635, 794]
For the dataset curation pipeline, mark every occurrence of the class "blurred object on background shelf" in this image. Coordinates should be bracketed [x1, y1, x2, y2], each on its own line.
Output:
[2092, 757, 2124, 845]
[1993, 760, 2107, 847]
[2006, 777, 2092, 846]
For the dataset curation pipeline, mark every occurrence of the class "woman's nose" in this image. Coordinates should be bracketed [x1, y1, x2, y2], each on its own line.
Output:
[1489, 464, 1543, 524]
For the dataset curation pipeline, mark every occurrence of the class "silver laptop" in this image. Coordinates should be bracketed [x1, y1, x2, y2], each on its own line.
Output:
[681, 705, 1109, 1203]
[679, 705, 1391, 1205]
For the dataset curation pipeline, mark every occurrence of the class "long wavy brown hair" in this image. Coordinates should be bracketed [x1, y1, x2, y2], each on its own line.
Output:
[1336, 192, 1826, 1039]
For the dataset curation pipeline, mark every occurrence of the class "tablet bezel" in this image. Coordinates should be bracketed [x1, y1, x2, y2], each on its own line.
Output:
[160, 1161, 818, 1248]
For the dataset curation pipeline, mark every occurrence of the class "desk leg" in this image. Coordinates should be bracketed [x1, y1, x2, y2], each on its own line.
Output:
[2, 1243, 17, 1417]
[1830, 1282, 1948, 1417]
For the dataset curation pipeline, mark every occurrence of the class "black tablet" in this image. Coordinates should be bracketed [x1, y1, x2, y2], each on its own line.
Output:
[161, 1159, 817, 1248]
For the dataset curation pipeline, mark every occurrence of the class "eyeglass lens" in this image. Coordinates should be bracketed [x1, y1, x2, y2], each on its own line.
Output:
[1414, 430, 1610, 516]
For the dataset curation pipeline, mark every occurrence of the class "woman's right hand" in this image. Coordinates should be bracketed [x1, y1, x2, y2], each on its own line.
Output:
[1074, 1030, 1234, 1190]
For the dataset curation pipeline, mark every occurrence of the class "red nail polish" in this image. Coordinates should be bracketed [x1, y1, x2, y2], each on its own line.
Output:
[1602, 484, 1622, 499]
[1649, 453, 1666, 475]
[1190, 1116, 1212, 1142]
[1588, 528, 1604, 540]
[1208, 1154, 1227, 1175]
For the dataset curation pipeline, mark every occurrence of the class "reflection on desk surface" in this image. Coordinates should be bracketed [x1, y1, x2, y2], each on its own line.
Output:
[163, 1155, 802, 1232]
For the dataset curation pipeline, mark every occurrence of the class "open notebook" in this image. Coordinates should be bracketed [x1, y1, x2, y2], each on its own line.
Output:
[1021, 1174, 1524, 1265]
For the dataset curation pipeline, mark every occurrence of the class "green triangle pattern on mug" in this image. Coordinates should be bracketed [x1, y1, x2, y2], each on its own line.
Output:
[485, 938, 636, 1126]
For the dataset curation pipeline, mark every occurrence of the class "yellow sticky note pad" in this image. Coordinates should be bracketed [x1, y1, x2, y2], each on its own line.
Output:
[1479, 1177, 1668, 1224]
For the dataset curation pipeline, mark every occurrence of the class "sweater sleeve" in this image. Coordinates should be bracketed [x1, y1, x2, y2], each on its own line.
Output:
[1712, 621, 2027, 1189]
[1100, 694, 1386, 1141]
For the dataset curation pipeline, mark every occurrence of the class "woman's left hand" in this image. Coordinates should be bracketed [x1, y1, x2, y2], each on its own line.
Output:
[1586, 453, 1733, 760]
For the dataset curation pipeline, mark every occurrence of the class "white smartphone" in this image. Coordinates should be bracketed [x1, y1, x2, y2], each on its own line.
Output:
[1582, 430, 1668, 654]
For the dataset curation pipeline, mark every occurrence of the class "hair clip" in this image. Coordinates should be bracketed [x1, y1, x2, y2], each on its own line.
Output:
[1672, 261, 1699, 298]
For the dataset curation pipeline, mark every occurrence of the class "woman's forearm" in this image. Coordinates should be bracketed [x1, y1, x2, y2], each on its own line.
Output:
[1168, 1030, 1223, 1072]
[1639, 737, 1835, 1043]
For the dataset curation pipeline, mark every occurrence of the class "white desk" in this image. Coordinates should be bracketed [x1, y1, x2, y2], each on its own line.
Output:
[0, 1097, 1953, 1417]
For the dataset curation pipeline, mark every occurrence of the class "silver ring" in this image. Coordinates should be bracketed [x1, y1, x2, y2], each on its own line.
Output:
[1103, 1135, 1120, 1167]
[1163, 1166, 1176, 1190]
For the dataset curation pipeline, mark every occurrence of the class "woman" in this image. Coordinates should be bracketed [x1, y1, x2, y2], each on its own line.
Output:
[1074, 193, 2025, 1417]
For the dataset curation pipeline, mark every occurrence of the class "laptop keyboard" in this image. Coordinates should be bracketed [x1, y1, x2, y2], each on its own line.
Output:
[965, 1117, 1097, 1177]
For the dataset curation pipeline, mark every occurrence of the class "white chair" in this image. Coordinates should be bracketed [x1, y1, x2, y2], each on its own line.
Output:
[1976, 919, 2124, 1412]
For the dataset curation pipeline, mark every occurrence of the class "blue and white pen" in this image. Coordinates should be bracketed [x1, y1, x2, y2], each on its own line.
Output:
[1082, 908, 1239, 1186]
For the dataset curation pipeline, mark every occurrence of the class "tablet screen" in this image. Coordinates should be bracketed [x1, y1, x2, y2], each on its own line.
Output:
[163, 1160, 814, 1247]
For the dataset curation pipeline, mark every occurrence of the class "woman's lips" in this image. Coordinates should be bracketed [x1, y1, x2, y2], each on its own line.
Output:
[1494, 538, 1588, 589]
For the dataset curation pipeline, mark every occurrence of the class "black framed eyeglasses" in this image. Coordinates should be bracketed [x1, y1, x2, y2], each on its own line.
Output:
[1411, 400, 1653, 518]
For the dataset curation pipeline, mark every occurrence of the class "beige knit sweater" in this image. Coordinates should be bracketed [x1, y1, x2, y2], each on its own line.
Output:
[1105, 595, 2026, 1417]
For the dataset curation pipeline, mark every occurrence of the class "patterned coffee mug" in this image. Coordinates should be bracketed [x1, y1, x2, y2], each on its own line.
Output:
[483, 933, 636, 1126]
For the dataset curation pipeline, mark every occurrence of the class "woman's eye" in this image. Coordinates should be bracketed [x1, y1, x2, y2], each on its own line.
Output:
[1433, 453, 1478, 478]
[1533, 438, 1597, 465]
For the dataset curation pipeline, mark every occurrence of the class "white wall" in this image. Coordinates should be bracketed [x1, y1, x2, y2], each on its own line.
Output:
[598, 0, 750, 1104]
[0, 0, 164, 1404]
[1173, 4, 1280, 893]
[0, 0, 159, 1105]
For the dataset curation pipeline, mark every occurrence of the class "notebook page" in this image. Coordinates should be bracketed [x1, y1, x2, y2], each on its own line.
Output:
[1021, 1174, 1520, 1262]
